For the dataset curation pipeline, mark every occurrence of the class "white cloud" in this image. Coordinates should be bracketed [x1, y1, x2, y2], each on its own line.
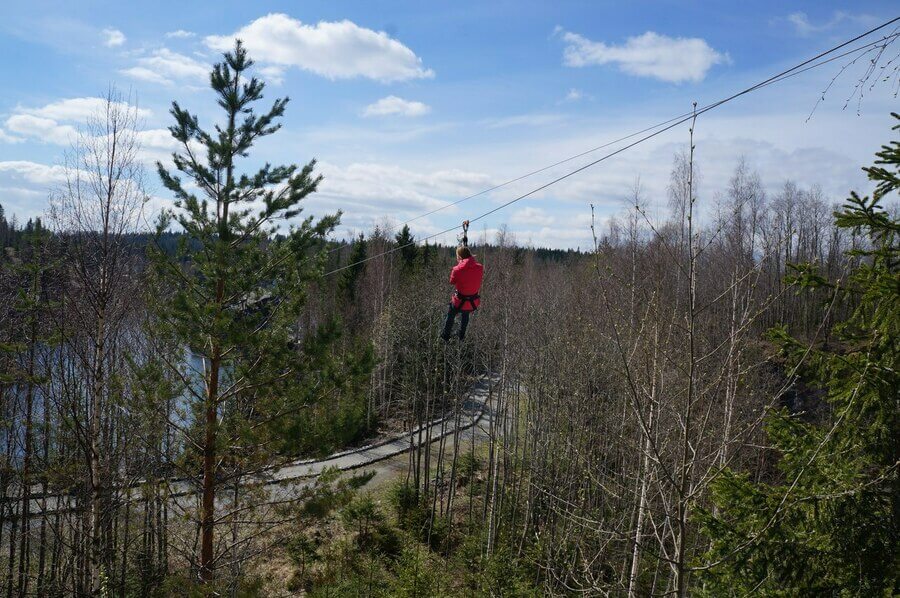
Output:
[2, 98, 152, 146]
[134, 128, 190, 165]
[204, 13, 434, 82]
[560, 30, 728, 83]
[1, 118, 178, 167]
[121, 48, 209, 86]
[165, 29, 196, 39]
[0, 161, 70, 185]
[0, 129, 23, 144]
[786, 13, 818, 36]
[120, 67, 170, 86]
[134, 128, 176, 148]
[0, 98, 183, 176]
[564, 88, 584, 102]
[0, 186, 42, 199]
[20, 97, 152, 121]
[258, 65, 286, 85]
[510, 207, 555, 226]
[784, 11, 878, 37]
[315, 161, 492, 221]
[0, 186, 49, 222]
[5, 114, 78, 145]
[530, 225, 595, 250]
[103, 28, 126, 47]
[363, 96, 431, 117]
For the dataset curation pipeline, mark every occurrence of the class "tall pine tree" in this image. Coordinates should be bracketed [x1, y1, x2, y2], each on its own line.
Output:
[151, 41, 340, 583]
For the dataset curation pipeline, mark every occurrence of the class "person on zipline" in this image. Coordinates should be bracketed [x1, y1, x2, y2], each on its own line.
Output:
[441, 246, 484, 341]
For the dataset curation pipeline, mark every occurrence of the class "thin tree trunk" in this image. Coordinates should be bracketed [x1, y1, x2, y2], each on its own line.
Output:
[37, 364, 51, 597]
[5, 487, 18, 598]
[90, 296, 107, 593]
[673, 106, 699, 597]
[628, 375, 656, 597]
[199, 349, 221, 582]
[17, 335, 37, 597]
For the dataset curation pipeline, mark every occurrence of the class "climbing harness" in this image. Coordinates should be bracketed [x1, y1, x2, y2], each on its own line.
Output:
[453, 291, 480, 312]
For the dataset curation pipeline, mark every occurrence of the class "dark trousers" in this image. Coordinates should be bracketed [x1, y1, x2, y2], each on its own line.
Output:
[441, 304, 471, 340]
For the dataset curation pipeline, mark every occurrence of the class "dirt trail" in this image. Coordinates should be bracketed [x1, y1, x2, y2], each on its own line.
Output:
[7, 374, 498, 517]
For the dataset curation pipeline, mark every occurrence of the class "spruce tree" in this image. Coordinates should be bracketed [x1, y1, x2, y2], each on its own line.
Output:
[339, 233, 368, 301]
[699, 114, 899, 595]
[420, 239, 436, 268]
[151, 41, 340, 583]
[395, 224, 418, 271]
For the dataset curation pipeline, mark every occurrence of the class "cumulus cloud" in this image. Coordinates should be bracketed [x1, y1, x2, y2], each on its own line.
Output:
[510, 207, 555, 226]
[559, 30, 728, 83]
[530, 224, 595, 250]
[20, 97, 152, 121]
[0, 98, 185, 181]
[102, 28, 126, 47]
[204, 13, 434, 82]
[0, 120, 181, 177]
[165, 29, 196, 39]
[0, 186, 50, 222]
[121, 48, 209, 85]
[315, 161, 492, 222]
[5, 115, 78, 145]
[363, 96, 431, 117]
[0, 186, 42, 200]
[120, 67, 169, 86]
[258, 65, 286, 85]
[0, 161, 70, 185]
[133, 128, 195, 165]
[1, 98, 151, 146]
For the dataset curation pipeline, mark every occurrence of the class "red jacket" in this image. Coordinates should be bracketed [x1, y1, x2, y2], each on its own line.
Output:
[449, 257, 484, 311]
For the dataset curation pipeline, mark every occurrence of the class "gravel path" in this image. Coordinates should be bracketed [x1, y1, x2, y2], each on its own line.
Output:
[7, 374, 497, 517]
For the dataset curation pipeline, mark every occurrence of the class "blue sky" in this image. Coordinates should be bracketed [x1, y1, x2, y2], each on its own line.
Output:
[0, 1, 897, 249]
